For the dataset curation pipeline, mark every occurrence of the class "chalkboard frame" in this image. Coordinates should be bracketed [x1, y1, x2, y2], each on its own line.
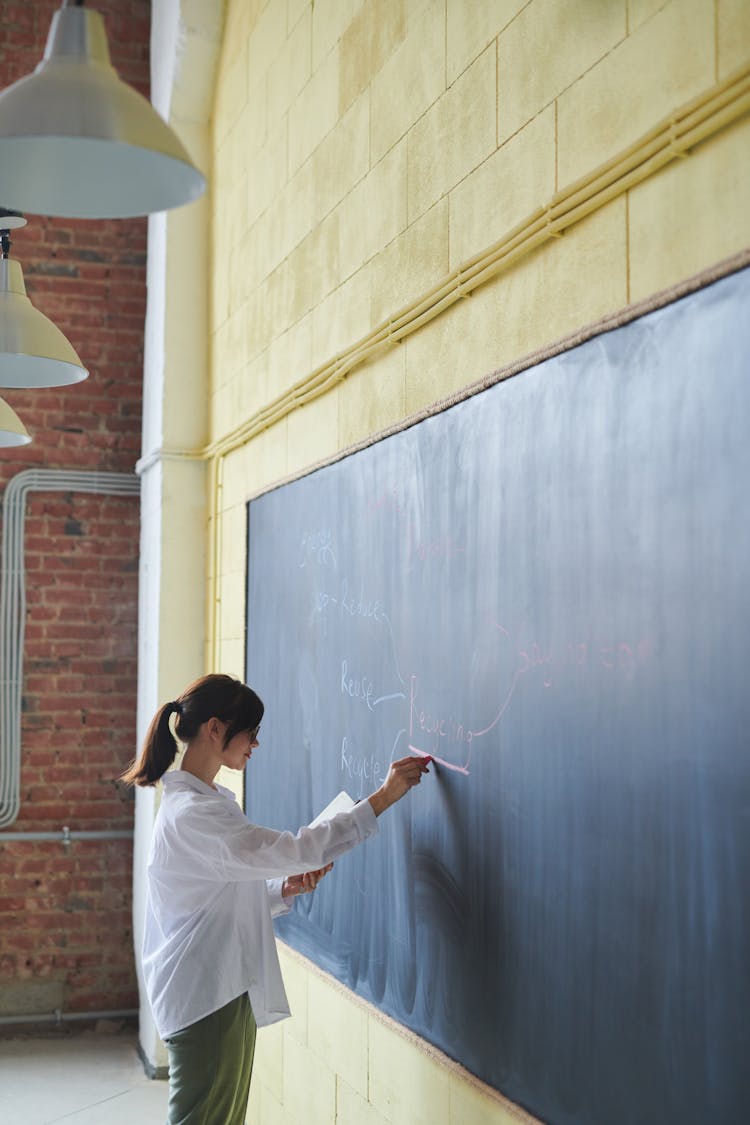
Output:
[244, 254, 750, 1125]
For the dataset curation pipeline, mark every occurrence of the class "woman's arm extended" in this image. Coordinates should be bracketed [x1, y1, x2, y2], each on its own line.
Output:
[367, 754, 431, 816]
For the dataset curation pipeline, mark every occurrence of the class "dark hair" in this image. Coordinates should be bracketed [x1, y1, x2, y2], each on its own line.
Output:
[120, 674, 264, 787]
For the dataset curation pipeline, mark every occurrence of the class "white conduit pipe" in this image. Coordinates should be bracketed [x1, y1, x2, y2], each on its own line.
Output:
[0, 469, 140, 829]
[0, 828, 133, 843]
[0, 1008, 138, 1027]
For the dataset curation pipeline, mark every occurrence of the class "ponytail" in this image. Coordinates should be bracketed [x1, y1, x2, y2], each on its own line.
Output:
[120, 700, 182, 787]
[120, 675, 264, 788]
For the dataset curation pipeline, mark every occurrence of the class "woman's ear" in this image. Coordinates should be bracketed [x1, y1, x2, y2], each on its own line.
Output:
[207, 717, 224, 742]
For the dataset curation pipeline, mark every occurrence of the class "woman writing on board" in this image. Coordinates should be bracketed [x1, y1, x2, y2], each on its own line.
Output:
[122, 673, 430, 1125]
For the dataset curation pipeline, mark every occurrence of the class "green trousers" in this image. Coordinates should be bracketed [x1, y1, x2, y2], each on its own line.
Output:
[164, 993, 257, 1125]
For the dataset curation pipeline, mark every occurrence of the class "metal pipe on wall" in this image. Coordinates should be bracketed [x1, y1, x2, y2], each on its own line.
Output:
[0, 1008, 138, 1027]
[0, 468, 140, 829]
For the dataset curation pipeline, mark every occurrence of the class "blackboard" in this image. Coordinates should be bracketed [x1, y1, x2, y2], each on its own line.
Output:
[245, 267, 750, 1125]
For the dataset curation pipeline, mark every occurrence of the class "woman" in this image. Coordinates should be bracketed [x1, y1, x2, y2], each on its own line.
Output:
[122, 673, 430, 1125]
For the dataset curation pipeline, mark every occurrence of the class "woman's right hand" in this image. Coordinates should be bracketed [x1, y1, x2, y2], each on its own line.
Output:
[368, 755, 431, 816]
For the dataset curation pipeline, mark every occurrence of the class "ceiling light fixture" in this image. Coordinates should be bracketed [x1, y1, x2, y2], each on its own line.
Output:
[0, 396, 31, 447]
[0, 0, 206, 219]
[0, 210, 88, 388]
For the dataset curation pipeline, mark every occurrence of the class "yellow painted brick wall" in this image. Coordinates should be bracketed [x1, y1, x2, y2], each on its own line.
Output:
[207, 0, 750, 1121]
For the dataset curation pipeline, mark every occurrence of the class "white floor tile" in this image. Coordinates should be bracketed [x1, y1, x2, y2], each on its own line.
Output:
[0, 1033, 168, 1125]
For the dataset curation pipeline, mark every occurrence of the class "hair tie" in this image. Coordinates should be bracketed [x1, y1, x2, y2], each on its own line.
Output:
[169, 700, 182, 716]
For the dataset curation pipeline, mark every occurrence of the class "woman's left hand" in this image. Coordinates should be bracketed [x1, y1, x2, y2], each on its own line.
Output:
[282, 863, 334, 898]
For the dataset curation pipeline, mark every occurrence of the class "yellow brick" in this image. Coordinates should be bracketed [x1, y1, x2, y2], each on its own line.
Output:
[403, 286, 490, 414]
[227, 423, 289, 500]
[408, 43, 497, 222]
[254, 1020, 285, 1106]
[228, 227, 261, 318]
[218, 568, 246, 642]
[405, 197, 628, 414]
[498, 0, 627, 141]
[447, 0, 522, 83]
[449, 105, 555, 267]
[267, 7, 312, 122]
[248, 0, 287, 84]
[254, 1084, 287, 1125]
[338, 333, 407, 449]
[339, 0, 407, 114]
[286, 386, 340, 474]
[265, 157, 316, 278]
[288, 211, 340, 323]
[223, 195, 249, 315]
[629, 114, 750, 301]
[267, 314, 313, 398]
[312, 91, 371, 224]
[234, 76, 268, 165]
[627, 0, 668, 30]
[212, 258, 230, 330]
[557, 0, 715, 189]
[247, 123, 288, 228]
[371, 198, 449, 326]
[288, 0, 312, 36]
[218, 113, 251, 194]
[312, 0, 363, 70]
[289, 54, 340, 174]
[245, 275, 275, 363]
[718, 0, 750, 78]
[215, 637, 245, 681]
[493, 195, 627, 357]
[368, 1015, 451, 1125]
[212, 302, 247, 399]
[213, 353, 269, 436]
[282, 1033, 337, 1124]
[248, 261, 292, 358]
[338, 139, 408, 281]
[218, 507, 247, 573]
[210, 314, 230, 386]
[214, 36, 247, 149]
[337, 1076, 393, 1125]
[370, 3, 446, 162]
[449, 1071, 532, 1125]
[306, 974, 368, 1097]
[311, 268, 372, 374]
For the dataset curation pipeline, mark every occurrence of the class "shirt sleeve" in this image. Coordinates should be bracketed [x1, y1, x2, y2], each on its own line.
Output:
[210, 799, 379, 883]
[266, 878, 292, 917]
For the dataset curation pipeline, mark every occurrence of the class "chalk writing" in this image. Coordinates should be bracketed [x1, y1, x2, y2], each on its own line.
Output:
[298, 528, 337, 569]
[408, 674, 472, 773]
[340, 736, 383, 797]
[341, 659, 375, 709]
[471, 618, 652, 740]
[367, 484, 466, 567]
[340, 578, 385, 622]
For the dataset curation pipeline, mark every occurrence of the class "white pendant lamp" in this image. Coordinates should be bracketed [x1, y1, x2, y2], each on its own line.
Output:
[0, 1, 206, 219]
[0, 395, 31, 447]
[0, 211, 88, 388]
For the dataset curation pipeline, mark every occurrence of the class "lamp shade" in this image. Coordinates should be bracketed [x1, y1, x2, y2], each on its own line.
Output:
[0, 257, 88, 388]
[0, 4, 206, 219]
[0, 396, 31, 447]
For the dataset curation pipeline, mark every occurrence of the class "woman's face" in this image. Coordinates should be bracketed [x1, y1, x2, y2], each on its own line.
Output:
[221, 726, 260, 771]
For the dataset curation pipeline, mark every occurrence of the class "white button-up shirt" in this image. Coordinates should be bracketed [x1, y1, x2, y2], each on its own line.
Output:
[142, 770, 378, 1038]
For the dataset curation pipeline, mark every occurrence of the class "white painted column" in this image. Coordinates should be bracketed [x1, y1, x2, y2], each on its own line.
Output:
[133, 0, 225, 1074]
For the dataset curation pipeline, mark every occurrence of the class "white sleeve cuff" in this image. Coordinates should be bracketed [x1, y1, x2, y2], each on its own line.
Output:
[266, 877, 292, 917]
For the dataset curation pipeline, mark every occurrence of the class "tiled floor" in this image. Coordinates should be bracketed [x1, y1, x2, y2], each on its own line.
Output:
[0, 1028, 168, 1125]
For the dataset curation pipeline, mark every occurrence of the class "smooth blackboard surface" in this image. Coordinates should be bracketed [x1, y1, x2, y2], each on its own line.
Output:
[246, 268, 750, 1125]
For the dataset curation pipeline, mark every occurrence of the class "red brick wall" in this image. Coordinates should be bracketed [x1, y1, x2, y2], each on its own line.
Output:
[0, 0, 149, 1019]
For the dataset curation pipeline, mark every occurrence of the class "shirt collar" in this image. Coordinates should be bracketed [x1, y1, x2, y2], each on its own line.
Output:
[162, 769, 237, 802]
